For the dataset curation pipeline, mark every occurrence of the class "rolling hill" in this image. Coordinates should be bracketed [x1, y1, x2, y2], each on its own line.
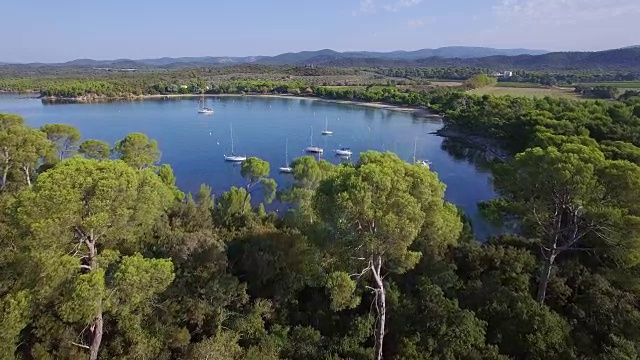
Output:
[308, 48, 640, 71]
[1, 47, 639, 71]
[0, 46, 547, 68]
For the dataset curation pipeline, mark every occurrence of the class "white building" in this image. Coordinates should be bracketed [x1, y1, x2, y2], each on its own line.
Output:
[503, 71, 513, 78]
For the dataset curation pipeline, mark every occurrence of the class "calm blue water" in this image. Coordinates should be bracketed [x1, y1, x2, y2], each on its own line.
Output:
[0, 94, 499, 237]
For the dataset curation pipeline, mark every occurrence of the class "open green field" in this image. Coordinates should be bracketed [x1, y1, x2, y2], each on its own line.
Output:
[470, 86, 582, 99]
[578, 81, 640, 89]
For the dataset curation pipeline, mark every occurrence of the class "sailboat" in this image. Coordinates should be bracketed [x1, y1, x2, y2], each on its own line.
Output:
[322, 118, 333, 135]
[279, 139, 293, 173]
[334, 147, 352, 157]
[412, 138, 431, 169]
[198, 93, 214, 114]
[305, 126, 323, 154]
[224, 124, 246, 162]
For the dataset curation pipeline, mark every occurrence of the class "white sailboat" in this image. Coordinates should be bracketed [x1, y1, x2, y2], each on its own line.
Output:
[305, 126, 323, 154]
[322, 118, 333, 135]
[334, 147, 352, 157]
[279, 139, 293, 173]
[198, 93, 214, 114]
[412, 138, 431, 169]
[224, 124, 246, 162]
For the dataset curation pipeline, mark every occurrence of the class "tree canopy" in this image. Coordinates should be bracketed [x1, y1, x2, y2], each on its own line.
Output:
[2, 82, 640, 360]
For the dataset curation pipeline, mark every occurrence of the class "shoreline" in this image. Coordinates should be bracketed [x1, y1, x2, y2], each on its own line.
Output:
[39, 93, 443, 118]
[433, 126, 511, 161]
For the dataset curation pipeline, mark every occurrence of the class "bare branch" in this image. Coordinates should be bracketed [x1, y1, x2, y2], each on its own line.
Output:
[349, 267, 370, 280]
[79, 265, 92, 271]
[71, 342, 90, 350]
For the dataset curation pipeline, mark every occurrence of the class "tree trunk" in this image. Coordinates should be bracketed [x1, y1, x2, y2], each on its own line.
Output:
[23, 165, 31, 187]
[1, 165, 9, 191]
[86, 232, 104, 360]
[536, 251, 556, 304]
[89, 310, 103, 360]
[242, 184, 252, 215]
[371, 256, 386, 360]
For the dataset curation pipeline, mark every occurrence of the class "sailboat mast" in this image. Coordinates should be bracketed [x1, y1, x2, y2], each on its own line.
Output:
[310, 126, 314, 146]
[413, 138, 417, 164]
[285, 138, 289, 163]
[230, 124, 235, 154]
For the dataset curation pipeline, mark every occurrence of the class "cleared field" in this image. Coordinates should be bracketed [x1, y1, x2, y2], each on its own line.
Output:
[470, 86, 582, 99]
[578, 81, 640, 89]
[496, 82, 545, 88]
[430, 81, 463, 87]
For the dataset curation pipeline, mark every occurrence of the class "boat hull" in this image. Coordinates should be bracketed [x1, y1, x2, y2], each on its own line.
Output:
[279, 167, 293, 173]
[305, 147, 323, 154]
[224, 155, 246, 162]
[334, 147, 353, 156]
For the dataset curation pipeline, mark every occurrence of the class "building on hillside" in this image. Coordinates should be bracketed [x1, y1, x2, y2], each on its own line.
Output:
[503, 71, 513, 77]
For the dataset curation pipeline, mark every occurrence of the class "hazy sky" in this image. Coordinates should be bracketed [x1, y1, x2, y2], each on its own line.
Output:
[1, 0, 637, 63]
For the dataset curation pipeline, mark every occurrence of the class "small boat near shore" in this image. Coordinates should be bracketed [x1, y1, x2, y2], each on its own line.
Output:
[198, 93, 214, 114]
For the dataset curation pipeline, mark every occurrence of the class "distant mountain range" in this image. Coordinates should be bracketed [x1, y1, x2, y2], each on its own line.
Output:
[313, 48, 640, 71]
[1, 47, 548, 67]
[2, 46, 640, 71]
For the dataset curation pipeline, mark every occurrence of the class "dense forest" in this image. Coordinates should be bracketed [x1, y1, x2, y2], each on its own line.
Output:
[371, 67, 640, 86]
[2, 81, 640, 359]
[2, 64, 640, 100]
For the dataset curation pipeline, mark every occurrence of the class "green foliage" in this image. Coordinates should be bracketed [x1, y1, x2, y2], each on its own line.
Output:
[15, 157, 173, 247]
[3, 110, 640, 360]
[0, 123, 53, 189]
[463, 74, 497, 89]
[215, 186, 252, 227]
[315, 151, 461, 272]
[187, 331, 243, 360]
[114, 132, 161, 169]
[108, 253, 175, 314]
[326, 272, 360, 311]
[79, 139, 111, 160]
[57, 270, 105, 323]
[157, 164, 185, 201]
[0, 291, 32, 358]
[240, 157, 277, 208]
[40, 124, 81, 160]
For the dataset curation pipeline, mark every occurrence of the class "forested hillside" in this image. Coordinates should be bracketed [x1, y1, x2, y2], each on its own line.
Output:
[2, 85, 640, 359]
[1, 47, 637, 71]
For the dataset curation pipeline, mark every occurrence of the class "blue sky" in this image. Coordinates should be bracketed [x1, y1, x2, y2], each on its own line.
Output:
[1, 0, 637, 63]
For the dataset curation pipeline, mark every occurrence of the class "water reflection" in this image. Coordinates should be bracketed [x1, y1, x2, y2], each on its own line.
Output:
[440, 138, 495, 173]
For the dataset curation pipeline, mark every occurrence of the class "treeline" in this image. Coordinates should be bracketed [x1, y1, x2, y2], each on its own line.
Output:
[371, 67, 640, 86]
[0, 65, 365, 96]
[371, 67, 493, 80]
[441, 92, 640, 155]
[3, 81, 640, 360]
[573, 85, 620, 99]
